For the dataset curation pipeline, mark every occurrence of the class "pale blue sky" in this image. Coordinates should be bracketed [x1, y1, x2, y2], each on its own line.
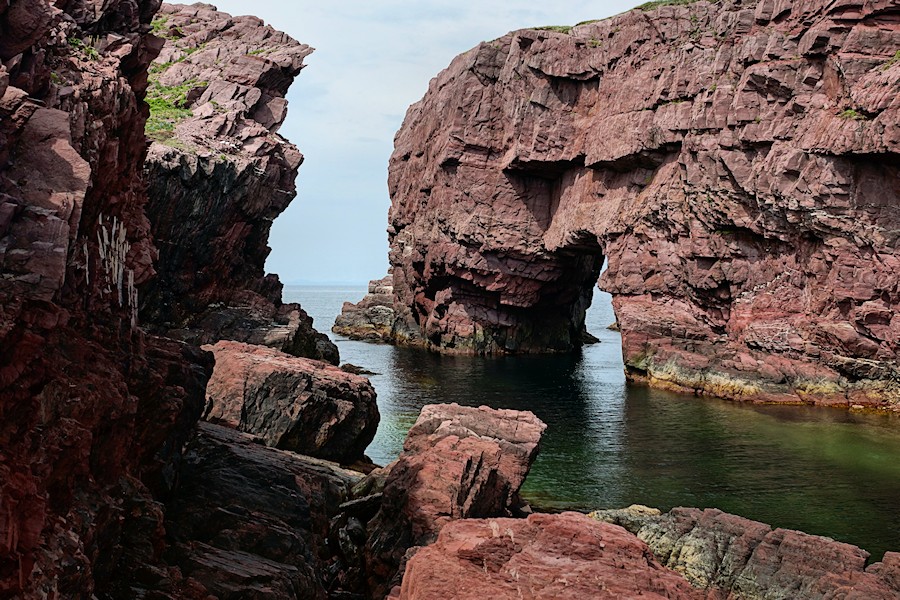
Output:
[207, 1, 644, 283]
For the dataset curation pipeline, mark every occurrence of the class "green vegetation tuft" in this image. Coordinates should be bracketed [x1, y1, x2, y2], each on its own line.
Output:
[534, 25, 573, 34]
[576, 19, 601, 26]
[151, 15, 184, 40]
[145, 78, 205, 141]
[839, 109, 868, 121]
[637, 0, 702, 11]
[881, 50, 900, 71]
[69, 36, 100, 60]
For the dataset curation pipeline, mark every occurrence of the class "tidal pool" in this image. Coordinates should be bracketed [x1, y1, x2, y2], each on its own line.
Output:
[286, 284, 900, 560]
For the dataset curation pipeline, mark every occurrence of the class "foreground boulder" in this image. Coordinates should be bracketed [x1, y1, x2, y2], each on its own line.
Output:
[203, 340, 379, 464]
[163, 422, 364, 600]
[363, 404, 546, 597]
[393, 512, 704, 600]
[381, 0, 900, 405]
[591, 505, 900, 599]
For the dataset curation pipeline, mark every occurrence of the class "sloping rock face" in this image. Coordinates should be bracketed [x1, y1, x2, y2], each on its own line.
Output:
[393, 512, 704, 600]
[364, 404, 546, 598]
[591, 505, 900, 599]
[0, 0, 215, 597]
[139, 3, 338, 364]
[162, 423, 363, 600]
[386, 0, 900, 405]
[203, 340, 379, 464]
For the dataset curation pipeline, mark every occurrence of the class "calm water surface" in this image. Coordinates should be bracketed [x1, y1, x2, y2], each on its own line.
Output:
[285, 285, 900, 560]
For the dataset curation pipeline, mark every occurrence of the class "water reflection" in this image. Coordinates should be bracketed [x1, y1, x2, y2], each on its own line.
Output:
[286, 285, 900, 560]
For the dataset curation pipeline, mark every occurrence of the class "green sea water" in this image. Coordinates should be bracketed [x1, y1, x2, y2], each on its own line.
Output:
[285, 285, 900, 561]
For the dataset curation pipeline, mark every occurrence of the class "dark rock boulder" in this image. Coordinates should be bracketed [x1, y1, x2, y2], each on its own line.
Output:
[202, 340, 379, 464]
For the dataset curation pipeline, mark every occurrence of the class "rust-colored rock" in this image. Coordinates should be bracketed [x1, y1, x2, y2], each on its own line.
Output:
[364, 403, 546, 598]
[394, 512, 704, 600]
[140, 3, 338, 364]
[202, 340, 379, 464]
[0, 1, 213, 596]
[164, 422, 364, 600]
[383, 0, 900, 406]
[591, 506, 900, 599]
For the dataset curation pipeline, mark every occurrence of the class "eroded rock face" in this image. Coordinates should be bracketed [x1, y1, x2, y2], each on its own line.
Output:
[393, 512, 704, 600]
[591, 506, 900, 599]
[203, 340, 379, 464]
[334, 275, 401, 343]
[385, 0, 900, 405]
[140, 3, 338, 364]
[0, 0, 214, 596]
[364, 403, 546, 598]
[164, 422, 364, 600]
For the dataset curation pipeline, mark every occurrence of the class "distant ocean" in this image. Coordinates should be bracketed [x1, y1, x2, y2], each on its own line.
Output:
[284, 284, 900, 560]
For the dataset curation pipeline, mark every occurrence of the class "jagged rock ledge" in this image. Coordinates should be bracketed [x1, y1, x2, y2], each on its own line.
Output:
[140, 3, 338, 364]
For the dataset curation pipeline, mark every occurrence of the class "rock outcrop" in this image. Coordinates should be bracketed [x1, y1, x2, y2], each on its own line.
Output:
[392, 512, 704, 600]
[363, 403, 547, 598]
[334, 275, 402, 342]
[139, 3, 338, 364]
[591, 505, 900, 599]
[383, 0, 900, 405]
[203, 340, 379, 464]
[161, 422, 364, 600]
[0, 1, 215, 596]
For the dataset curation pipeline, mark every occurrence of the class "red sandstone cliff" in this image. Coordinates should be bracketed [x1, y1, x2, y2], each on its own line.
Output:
[0, 0, 214, 596]
[140, 3, 338, 364]
[379, 0, 900, 406]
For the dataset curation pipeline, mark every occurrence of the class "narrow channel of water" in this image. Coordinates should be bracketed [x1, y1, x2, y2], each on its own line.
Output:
[285, 284, 900, 560]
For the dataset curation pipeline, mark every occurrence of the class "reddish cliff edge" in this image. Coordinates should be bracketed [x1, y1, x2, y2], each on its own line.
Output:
[373, 0, 900, 406]
[140, 3, 338, 364]
[0, 0, 214, 596]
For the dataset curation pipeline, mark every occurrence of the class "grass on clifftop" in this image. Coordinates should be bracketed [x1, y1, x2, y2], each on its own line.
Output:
[637, 0, 704, 10]
[145, 78, 203, 142]
[534, 25, 574, 34]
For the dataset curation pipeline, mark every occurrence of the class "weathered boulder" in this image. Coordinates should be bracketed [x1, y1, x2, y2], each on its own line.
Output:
[381, 0, 900, 405]
[203, 340, 379, 464]
[140, 3, 338, 364]
[364, 403, 546, 598]
[393, 512, 704, 600]
[591, 506, 900, 599]
[163, 422, 364, 600]
[334, 275, 401, 343]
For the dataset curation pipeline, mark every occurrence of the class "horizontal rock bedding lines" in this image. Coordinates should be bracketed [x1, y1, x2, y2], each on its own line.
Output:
[370, 0, 900, 406]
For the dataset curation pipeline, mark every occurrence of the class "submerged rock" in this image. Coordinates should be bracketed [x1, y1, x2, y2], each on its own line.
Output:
[203, 340, 379, 464]
[381, 0, 900, 405]
[393, 512, 704, 600]
[364, 403, 546, 598]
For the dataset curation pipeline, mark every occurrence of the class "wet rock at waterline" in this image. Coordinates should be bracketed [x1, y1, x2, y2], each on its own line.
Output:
[381, 0, 900, 405]
[334, 275, 404, 343]
[203, 340, 379, 464]
[363, 403, 546, 598]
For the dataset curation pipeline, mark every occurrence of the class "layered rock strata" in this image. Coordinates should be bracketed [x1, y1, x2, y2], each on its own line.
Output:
[0, 0, 214, 596]
[362, 403, 547, 598]
[203, 340, 379, 464]
[161, 422, 364, 600]
[591, 505, 900, 599]
[140, 3, 338, 364]
[383, 0, 900, 405]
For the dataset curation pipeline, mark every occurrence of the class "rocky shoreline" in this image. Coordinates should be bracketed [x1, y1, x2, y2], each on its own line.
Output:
[1, 0, 898, 598]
